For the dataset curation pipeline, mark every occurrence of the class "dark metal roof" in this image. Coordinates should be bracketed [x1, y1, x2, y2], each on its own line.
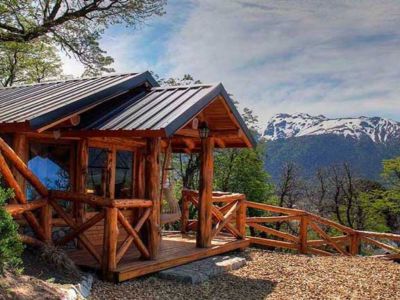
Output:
[81, 83, 257, 147]
[0, 71, 158, 129]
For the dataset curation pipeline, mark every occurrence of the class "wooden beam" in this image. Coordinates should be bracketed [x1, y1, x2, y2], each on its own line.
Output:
[0, 137, 48, 197]
[145, 137, 161, 258]
[74, 138, 88, 248]
[117, 210, 150, 259]
[103, 207, 119, 275]
[56, 211, 105, 246]
[0, 152, 46, 240]
[308, 221, 349, 255]
[12, 133, 27, 203]
[134, 149, 145, 199]
[49, 199, 101, 262]
[196, 136, 214, 248]
[40, 203, 53, 243]
[298, 215, 308, 254]
[5, 200, 47, 216]
[245, 215, 300, 223]
[247, 222, 299, 242]
[249, 237, 297, 250]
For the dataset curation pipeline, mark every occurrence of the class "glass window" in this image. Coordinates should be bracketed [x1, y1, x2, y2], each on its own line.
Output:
[115, 150, 133, 198]
[86, 148, 107, 196]
[28, 142, 72, 200]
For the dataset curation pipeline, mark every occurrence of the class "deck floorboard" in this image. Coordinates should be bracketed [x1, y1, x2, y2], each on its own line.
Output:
[67, 233, 249, 282]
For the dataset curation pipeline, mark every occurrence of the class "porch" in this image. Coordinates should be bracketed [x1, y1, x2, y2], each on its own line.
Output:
[68, 232, 249, 282]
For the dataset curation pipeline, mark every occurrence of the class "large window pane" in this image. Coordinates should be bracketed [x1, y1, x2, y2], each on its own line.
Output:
[86, 148, 107, 196]
[28, 142, 72, 200]
[115, 150, 133, 198]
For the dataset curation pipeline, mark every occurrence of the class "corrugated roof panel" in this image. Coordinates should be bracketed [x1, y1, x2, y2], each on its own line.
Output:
[93, 84, 216, 131]
[0, 73, 156, 124]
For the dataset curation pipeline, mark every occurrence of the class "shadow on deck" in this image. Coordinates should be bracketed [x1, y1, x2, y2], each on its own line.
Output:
[68, 233, 249, 282]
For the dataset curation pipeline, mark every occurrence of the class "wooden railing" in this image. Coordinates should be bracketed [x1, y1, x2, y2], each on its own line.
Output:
[181, 190, 400, 260]
[48, 190, 153, 274]
[0, 137, 155, 278]
[181, 190, 246, 241]
[246, 200, 400, 260]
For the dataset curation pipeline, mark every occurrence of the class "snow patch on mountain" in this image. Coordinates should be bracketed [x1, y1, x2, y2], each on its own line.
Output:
[263, 113, 400, 143]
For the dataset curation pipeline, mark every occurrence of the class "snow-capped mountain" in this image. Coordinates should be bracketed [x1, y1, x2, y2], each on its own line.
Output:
[263, 113, 400, 144]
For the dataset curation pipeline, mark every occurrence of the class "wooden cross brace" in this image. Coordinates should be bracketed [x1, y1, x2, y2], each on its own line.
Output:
[116, 208, 151, 264]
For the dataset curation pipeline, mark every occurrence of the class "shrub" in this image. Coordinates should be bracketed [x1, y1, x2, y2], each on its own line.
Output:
[0, 187, 23, 274]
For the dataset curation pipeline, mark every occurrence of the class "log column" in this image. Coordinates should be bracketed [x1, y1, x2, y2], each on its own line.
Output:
[74, 139, 88, 243]
[11, 134, 27, 204]
[145, 138, 161, 259]
[299, 215, 308, 254]
[196, 136, 214, 248]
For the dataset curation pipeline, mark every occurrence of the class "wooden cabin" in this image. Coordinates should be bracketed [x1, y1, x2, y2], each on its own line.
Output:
[0, 72, 255, 282]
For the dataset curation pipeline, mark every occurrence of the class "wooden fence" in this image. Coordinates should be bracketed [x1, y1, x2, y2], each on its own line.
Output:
[183, 190, 400, 260]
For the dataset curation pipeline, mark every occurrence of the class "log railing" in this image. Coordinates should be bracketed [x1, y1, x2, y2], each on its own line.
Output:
[245, 200, 400, 260]
[0, 137, 156, 278]
[48, 190, 153, 276]
[181, 190, 246, 241]
[181, 190, 400, 260]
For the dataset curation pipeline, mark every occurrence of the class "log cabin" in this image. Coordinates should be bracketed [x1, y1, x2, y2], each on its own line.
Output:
[1, 72, 400, 282]
[0, 71, 255, 282]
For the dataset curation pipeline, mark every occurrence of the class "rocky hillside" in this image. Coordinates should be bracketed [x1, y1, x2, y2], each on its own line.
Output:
[263, 113, 400, 182]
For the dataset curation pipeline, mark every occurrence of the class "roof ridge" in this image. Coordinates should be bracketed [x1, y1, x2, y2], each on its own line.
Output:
[153, 83, 217, 90]
[0, 72, 140, 90]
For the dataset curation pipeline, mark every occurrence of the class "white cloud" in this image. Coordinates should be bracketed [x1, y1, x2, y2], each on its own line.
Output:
[163, 0, 400, 125]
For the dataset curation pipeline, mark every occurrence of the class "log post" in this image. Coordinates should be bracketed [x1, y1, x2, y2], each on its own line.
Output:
[145, 138, 161, 259]
[11, 134, 27, 204]
[349, 232, 360, 256]
[102, 207, 119, 280]
[134, 149, 146, 199]
[40, 203, 53, 243]
[236, 197, 246, 239]
[181, 192, 189, 234]
[74, 139, 88, 248]
[299, 215, 308, 254]
[196, 136, 214, 248]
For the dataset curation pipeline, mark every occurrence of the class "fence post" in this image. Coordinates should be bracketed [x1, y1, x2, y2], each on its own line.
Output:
[236, 196, 246, 239]
[349, 232, 360, 256]
[299, 214, 308, 254]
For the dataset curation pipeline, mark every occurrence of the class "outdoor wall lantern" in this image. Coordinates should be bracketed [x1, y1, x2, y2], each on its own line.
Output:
[198, 122, 210, 139]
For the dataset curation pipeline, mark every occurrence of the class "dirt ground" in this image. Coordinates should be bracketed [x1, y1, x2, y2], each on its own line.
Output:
[0, 248, 81, 300]
[90, 249, 400, 300]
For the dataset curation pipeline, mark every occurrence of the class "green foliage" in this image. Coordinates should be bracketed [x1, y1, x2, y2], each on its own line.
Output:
[0, 1, 165, 72]
[0, 41, 62, 87]
[0, 187, 23, 274]
[214, 143, 276, 218]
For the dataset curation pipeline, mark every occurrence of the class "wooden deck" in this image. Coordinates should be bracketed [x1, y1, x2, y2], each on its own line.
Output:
[68, 233, 249, 282]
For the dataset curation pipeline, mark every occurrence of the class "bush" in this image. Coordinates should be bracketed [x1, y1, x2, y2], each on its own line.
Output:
[0, 187, 23, 274]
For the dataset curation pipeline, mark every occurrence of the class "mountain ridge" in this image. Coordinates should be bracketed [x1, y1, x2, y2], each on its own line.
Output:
[262, 113, 400, 182]
[263, 113, 400, 144]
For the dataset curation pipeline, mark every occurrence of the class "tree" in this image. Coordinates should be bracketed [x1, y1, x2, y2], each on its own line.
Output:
[0, 41, 62, 87]
[0, 186, 23, 274]
[0, 0, 165, 72]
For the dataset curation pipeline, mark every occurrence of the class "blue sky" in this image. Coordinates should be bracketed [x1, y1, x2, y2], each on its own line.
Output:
[62, 0, 400, 125]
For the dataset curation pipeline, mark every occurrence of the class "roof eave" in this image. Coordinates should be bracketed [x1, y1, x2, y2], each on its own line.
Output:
[164, 83, 257, 148]
[29, 71, 159, 131]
